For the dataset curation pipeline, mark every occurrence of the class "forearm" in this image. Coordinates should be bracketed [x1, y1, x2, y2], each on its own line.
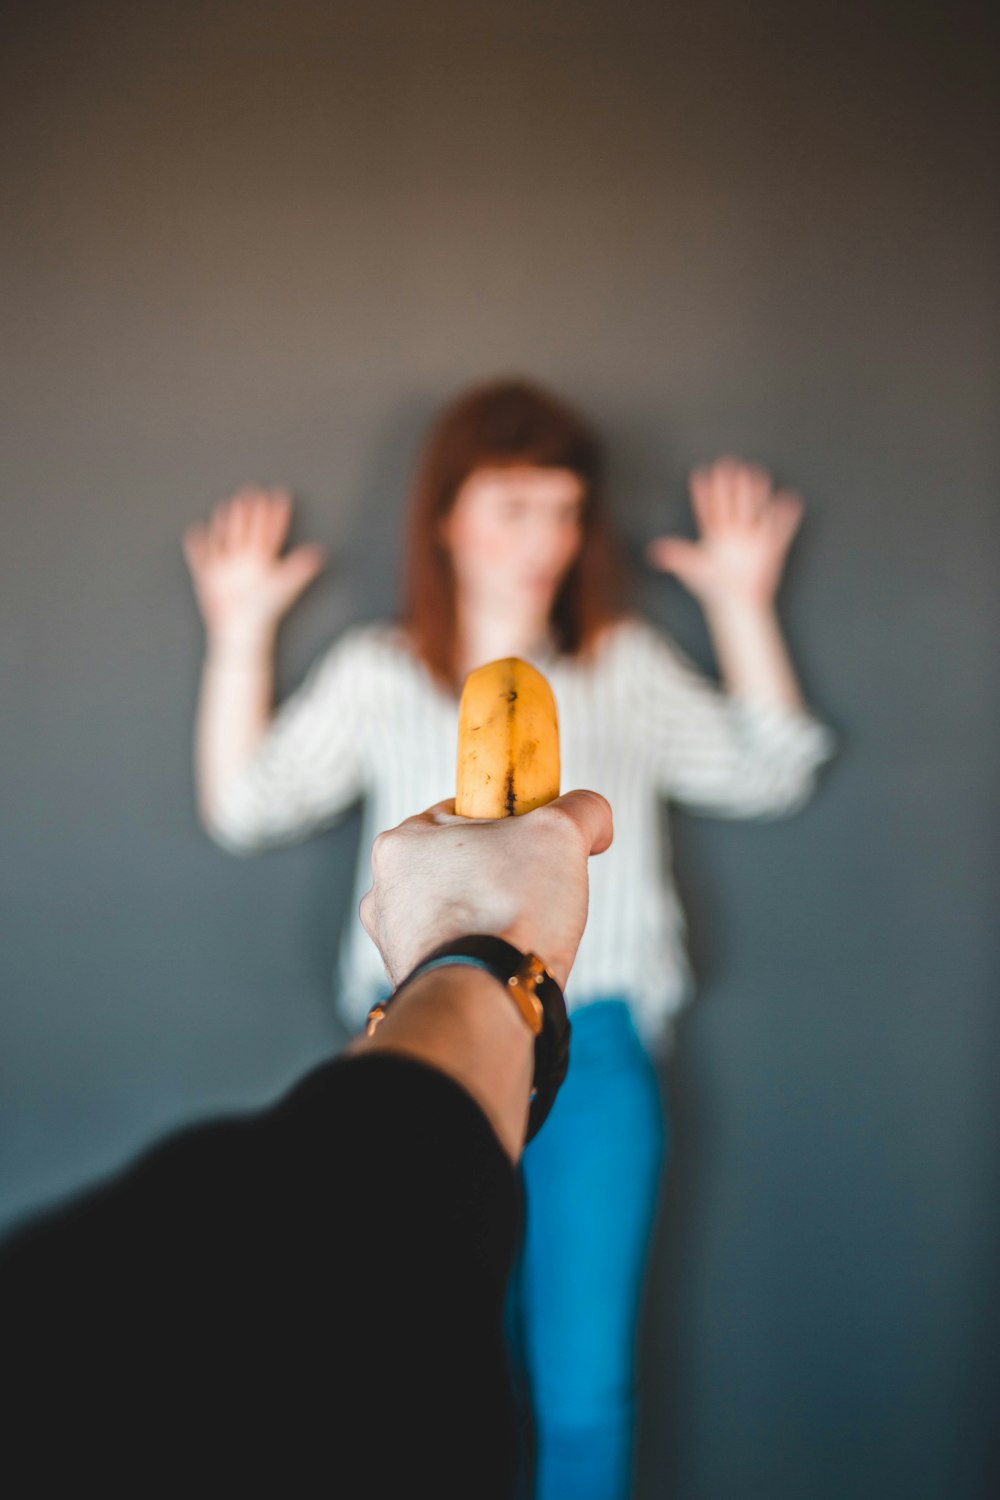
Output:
[704, 598, 805, 712]
[348, 967, 535, 1162]
[194, 631, 276, 828]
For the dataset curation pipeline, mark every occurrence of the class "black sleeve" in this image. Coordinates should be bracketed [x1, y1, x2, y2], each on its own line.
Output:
[0, 1053, 522, 1498]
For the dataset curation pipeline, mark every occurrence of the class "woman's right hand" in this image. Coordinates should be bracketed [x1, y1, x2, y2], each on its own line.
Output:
[182, 487, 327, 644]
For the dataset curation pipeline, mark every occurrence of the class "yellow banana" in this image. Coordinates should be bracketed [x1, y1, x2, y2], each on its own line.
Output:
[455, 657, 560, 818]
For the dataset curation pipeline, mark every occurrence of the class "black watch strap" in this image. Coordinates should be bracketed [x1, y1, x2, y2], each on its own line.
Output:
[366, 935, 571, 1142]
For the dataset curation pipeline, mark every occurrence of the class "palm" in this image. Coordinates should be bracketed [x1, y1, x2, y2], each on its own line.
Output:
[647, 459, 803, 610]
[183, 488, 326, 639]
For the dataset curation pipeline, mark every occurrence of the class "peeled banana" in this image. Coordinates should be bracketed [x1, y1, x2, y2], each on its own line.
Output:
[455, 657, 560, 818]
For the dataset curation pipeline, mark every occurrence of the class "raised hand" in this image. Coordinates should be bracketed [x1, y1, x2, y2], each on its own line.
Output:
[183, 487, 327, 644]
[646, 459, 804, 611]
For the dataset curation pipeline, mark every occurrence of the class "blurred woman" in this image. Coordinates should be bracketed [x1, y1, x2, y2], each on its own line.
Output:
[183, 379, 833, 1500]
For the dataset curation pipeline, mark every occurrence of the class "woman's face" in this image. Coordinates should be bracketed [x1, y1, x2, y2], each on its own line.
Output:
[441, 464, 586, 620]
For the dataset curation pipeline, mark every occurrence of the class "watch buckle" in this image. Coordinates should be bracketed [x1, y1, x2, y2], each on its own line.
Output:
[507, 954, 546, 1036]
[365, 1004, 388, 1038]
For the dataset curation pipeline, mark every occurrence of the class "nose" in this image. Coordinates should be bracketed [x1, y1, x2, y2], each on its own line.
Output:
[528, 512, 577, 564]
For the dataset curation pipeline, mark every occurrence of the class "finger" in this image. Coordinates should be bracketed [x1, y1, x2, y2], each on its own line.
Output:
[398, 798, 461, 828]
[224, 487, 267, 550]
[645, 536, 700, 576]
[426, 797, 512, 828]
[689, 466, 718, 534]
[211, 493, 244, 551]
[209, 499, 232, 549]
[546, 789, 614, 856]
[244, 489, 281, 553]
[707, 458, 769, 529]
[734, 463, 771, 525]
[258, 489, 293, 554]
[228, 492, 256, 550]
[766, 490, 805, 551]
[713, 457, 748, 526]
[381, 802, 464, 849]
[181, 524, 209, 576]
[426, 797, 459, 822]
[278, 543, 327, 601]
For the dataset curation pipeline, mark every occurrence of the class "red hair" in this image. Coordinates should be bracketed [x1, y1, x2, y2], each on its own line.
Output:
[400, 378, 626, 688]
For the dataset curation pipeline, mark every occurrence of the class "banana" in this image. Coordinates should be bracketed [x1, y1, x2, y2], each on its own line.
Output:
[455, 657, 560, 818]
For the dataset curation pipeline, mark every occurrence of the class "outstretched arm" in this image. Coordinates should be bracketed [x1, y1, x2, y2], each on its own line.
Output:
[0, 785, 614, 1491]
[182, 487, 326, 830]
[647, 458, 807, 711]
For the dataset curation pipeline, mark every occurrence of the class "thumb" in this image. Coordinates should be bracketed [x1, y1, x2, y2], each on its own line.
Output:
[278, 543, 327, 599]
[548, 789, 614, 857]
[645, 536, 702, 576]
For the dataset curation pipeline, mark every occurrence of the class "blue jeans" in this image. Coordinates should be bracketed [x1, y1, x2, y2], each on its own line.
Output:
[507, 1000, 667, 1500]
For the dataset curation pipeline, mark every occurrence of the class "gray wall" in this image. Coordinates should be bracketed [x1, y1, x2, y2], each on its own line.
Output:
[2, 3, 997, 1495]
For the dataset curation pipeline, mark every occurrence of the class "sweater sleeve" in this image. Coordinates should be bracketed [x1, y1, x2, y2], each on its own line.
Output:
[207, 627, 373, 853]
[622, 620, 836, 818]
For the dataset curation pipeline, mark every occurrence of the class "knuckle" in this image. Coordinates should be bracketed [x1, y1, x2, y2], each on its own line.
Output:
[370, 826, 405, 877]
[536, 801, 584, 850]
[369, 830, 389, 871]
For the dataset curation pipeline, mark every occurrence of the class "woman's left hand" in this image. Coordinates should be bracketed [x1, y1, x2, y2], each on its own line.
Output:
[646, 458, 804, 612]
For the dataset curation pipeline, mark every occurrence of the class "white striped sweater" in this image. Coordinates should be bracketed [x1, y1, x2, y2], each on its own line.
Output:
[210, 618, 835, 1047]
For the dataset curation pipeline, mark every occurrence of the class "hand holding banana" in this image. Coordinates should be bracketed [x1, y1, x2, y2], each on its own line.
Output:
[361, 659, 611, 991]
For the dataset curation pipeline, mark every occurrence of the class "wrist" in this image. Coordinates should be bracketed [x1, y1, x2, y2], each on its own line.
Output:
[367, 934, 571, 1142]
[204, 627, 278, 664]
[496, 924, 571, 991]
[357, 966, 534, 1161]
[703, 593, 778, 625]
[400, 965, 530, 1043]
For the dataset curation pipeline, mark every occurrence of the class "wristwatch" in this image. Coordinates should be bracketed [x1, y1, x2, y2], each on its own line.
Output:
[365, 934, 571, 1142]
